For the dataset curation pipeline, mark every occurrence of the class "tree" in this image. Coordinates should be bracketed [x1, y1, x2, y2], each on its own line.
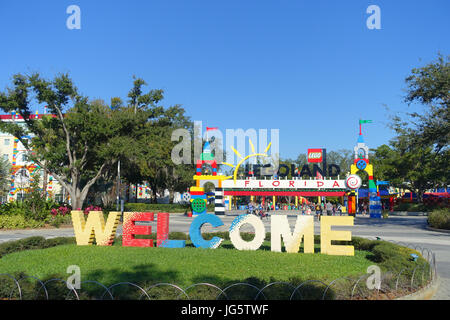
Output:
[325, 149, 353, 176]
[0, 73, 149, 209]
[0, 157, 11, 201]
[401, 53, 449, 153]
[381, 54, 450, 201]
[371, 142, 447, 203]
[112, 77, 194, 203]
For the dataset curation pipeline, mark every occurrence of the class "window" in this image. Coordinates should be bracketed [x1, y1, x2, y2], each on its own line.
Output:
[22, 154, 28, 162]
[3, 154, 8, 161]
[4, 139, 10, 146]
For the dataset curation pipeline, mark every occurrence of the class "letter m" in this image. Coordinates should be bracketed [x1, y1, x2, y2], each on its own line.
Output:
[71, 211, 121, 246]
[271, 215, 314, 253]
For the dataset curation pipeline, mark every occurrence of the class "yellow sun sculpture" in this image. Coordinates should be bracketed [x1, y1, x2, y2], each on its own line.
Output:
[222, 140, 272, 184]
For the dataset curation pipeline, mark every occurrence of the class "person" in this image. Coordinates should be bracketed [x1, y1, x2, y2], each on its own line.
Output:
[337, 204, 342, 215]
[363, 203, 368, 216]
[306, 205, 312, 215]
[248, 202, 254, 215]
[316, 203, 322, 221]
[259, 207, 268, 220]
[332, 204, 336, 216]
[326, 201, 332, 216]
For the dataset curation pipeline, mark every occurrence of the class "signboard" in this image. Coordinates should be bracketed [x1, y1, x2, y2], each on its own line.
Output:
[307, 148, 324, 163]
[71, 211, 355, 256]
[222, 179, 346, 189]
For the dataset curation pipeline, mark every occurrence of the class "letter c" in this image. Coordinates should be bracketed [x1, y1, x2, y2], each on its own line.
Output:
[189, 214, 224, 248]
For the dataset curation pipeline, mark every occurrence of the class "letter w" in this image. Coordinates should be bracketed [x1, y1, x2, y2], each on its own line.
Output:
[71, 211, 121, 246]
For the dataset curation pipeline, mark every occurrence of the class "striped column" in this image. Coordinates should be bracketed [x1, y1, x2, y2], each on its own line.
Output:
[214, 187, 225, 215]
[368, 178, 382, 218]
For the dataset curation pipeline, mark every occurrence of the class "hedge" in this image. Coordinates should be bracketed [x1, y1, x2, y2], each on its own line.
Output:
[0, 215, 45, 229]
[428, 208, 450, 230]
[0, 236, 76, 258]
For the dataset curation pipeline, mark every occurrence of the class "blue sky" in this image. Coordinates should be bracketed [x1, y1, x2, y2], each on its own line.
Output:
[0, 0, 448, 160]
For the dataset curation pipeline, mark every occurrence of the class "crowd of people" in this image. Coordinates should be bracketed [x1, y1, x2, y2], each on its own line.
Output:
[244, 199, 346, 220]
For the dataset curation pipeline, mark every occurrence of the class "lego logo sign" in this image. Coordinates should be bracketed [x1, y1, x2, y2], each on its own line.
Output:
[307, 149, 323, 163]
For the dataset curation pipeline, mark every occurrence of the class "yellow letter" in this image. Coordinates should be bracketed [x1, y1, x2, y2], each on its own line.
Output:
[320, 216, 354, 256]
[71, 210, 120, 246]
[271, 215, 314, 253]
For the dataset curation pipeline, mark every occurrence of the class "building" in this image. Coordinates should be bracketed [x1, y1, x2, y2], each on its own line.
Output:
[0, 114, 64, 202]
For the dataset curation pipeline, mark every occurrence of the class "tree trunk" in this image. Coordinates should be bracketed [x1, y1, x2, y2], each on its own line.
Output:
[417, 190, 425, 203]
[42, 169, 48, 199]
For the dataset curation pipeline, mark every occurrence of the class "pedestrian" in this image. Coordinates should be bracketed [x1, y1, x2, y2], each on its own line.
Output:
[316, 203, 322, 221]
[326, 201, 333, 216]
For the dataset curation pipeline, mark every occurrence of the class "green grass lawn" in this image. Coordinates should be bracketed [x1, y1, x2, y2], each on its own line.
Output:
[0, 235, 431, 299]
[0, 241, 373, 288]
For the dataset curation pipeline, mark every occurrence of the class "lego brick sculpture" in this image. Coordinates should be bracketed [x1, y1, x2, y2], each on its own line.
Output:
[156, 212, 186, 248]
[271, 215, 314, 253]
[229, 214, 265, 251]
[320, 216, 354, 256]
[214, 187, 225, 215]
[350, 120, 382, 218]
[122, 212, 154, 247]
[189, 213, 224, 248]
[71, 210, 121, 246]
[190, 186, 207, 215]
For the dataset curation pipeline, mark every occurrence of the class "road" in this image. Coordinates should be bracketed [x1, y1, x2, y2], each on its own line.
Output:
[0, 212, 449, 299]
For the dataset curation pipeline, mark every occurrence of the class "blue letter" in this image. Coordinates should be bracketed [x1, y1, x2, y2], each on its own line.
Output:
[189, 214, 224, 248]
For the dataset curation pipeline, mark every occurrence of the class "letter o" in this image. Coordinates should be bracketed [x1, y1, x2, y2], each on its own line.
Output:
[229, 214, 265, 250]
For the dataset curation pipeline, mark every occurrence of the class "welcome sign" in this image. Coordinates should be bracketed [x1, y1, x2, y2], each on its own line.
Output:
[222, 179, 346, 189]
[71, 211, 354, 256]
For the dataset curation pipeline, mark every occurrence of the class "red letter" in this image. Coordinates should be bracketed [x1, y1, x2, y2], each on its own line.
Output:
[317, 181, 324, 188]
[259, 181, 263, 187]
[332, 180, 340, 188]
[272, 181, 280, 187]
[245, 180, 250, 187]
[123, 212, 154, 247]
[157, 212, 170, 247]
[289, 181, 295, 187]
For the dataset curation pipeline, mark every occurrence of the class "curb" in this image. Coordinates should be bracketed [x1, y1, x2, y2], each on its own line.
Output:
[389, 211, 428, 216]
[426, 226, 450, 234]
[395, 276, 440, 300]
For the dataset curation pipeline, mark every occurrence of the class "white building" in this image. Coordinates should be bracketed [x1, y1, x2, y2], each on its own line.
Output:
[0, 114, 63, 202]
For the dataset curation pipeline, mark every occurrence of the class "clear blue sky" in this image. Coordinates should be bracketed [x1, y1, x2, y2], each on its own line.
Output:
[1, 0, 449, 160]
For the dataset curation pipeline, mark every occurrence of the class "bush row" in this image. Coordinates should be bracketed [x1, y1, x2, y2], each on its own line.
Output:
[427, 208, 450, 230]
[0, 236, 76, 258]
[0, 215, 45, 229]
[393, 202, 442, 212]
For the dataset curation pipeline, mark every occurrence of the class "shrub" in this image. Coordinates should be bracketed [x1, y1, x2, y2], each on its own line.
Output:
[428, 208, 450, 230]
[0, 236, 76, 258]
[0, 236, 46, 258]
[394, 202, 441, 212]
[0, 201, 28, 216]
[84, 205, 102, 215]
[0, 215, 44, 230]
